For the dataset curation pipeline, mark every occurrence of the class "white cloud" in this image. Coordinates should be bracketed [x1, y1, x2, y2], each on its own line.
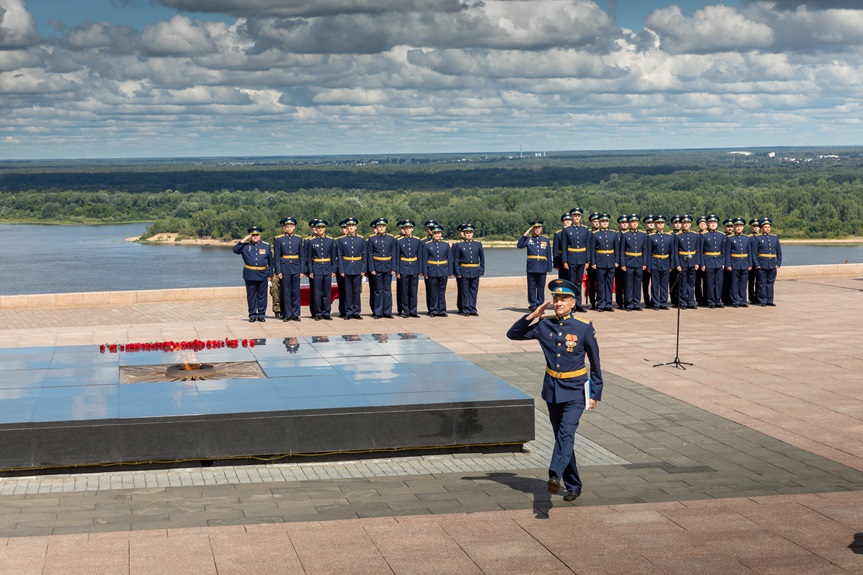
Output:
[0, 0, 37, 49]
[141, 15, 219, 56]
[647, 5, 775, 54]
[157, 0, 465, 18]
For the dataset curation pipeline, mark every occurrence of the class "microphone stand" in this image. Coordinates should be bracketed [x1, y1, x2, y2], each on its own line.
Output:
[654, 259, 693, 370]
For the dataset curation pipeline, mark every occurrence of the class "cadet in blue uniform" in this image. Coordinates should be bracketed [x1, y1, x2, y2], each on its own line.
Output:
[335, 216, 366, 320]
[421, 224, 452, 316]
[506, 278, 603, 502]
[695, 215, 709, 307]
[586, 213, 601, 309]
[395, 219, 423, 318]
[367, 217, 396, 318]
[453, 223, 485, 316]
[669, 215, 683, 307]
[421, 219, 438, 313]
[646, 215, 673, 309]
[233, 225, 273, 322]
[725, 217, 754, 307]
[614, 215, 628, 309]
[672, 215, 701, 309]
[552, 213, 573, 279]
[454, 224, 466, 314]
[641, 215, 655, 308]
[591, 214, 617, 312]
[561, 207, 593, 312]
[619, 214, 648, 311]
[517, 218, 553, 311]
[722, 218, 735, 305]
[273, 217, 305, 322]
[748, 218, 762, 304]
[304, 219, 337, 320]
[754, 217, 782, 306]
[700, 215, 727, 308]
[334, 220, 349, 317]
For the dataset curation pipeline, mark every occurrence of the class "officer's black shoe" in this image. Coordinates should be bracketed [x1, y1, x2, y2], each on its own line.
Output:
[740, 304, 748, 308]
[283, 316, 290, 322]
[767, 303, 776, 307]
[440, 313, 448, 317]
[708, 304, 715, 309]
[372, 315, 381, 319]
[383, 314, 394, 319]
[462, 312, 470, 317]
[401, 314, 409, 318]
[293, 316, 301, 321]
[409, 314, 420, 318]
[355, 315, 364, 320]
[470, 312, 479, 316]
[760, 304, 767, 307]
[563, 489, 581, 502]
[323, 315, 332, 320]
[546, 476, 561, 494]
[260, 317, 266, 322]
[248, 318, 256, 323]
[717, 304, 725, 308]
[575, 306, 587, 313]
[314, 316, 321, 321]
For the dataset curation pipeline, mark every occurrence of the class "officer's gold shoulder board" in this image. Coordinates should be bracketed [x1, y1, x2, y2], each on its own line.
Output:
[275, 234, 285, 238]
[574, 316, 590, 325]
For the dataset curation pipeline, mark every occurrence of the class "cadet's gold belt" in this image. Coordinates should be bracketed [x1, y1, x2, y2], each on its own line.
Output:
[244, 265, 267, 270]
[652, 254, 669, 259]
[400, 257, 418, 262]
[704, 252, 721, 256]
[596, 249, 614, 254]
[280, 255, 299, 259]
[427, 260, 448, 265]
[342, 256, 362, 261]
[625, 251, 643, 257]
[731, 253, 749, 258]
[758, 254, 777, 258]
[567, 247, 587, 252]
[678, 251, 696, 256]
[312, 258, 330, 263]
[459, 263, 480, 267]
[546, 366, 587, 379]
[373, 256, 391, 261]
[527, 255, 547, 259]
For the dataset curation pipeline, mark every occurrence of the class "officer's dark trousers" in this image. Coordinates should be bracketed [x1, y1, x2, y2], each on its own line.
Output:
[547, 400, 585, 491]
[342, 274, 363, 316]
[456, 276, 464, 313]
[641, 268, 652, 306]
[695, 268, 706, 305]
[669, 269, 680, 306]
[398, 275, 418, 316]
[526, 272, 546, 310]
[309, 274, 332, 317]
[457, 276, 479, 314]
[596, 267, 614, 309]
[587, 266, 597, 308]
[370, 273, 393, 316]
[704, 267, 723, 306]
[650, 269, 669, 307]
[424, 277, 432, 312]
[624, 266, 643, 309]
[396, 276, 403, 314]
[335, 273, 346, 316]
[279, 274, 301, 319]
[568, 264, 586, 307]
[678, 267, 696, 307]
[757, 268, 777, 305]
[614, 267, 626, 308]
[748, 270, 759, 303]
[427, 276, 448, 315]
[722, 269, 733, 304]
[730, 269, 748, 306]
[244, 280, 267, 320]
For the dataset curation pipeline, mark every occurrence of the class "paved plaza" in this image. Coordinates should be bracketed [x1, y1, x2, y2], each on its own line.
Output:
[0, 271, 862, 573]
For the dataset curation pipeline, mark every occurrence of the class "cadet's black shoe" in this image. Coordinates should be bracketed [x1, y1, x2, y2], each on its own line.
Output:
[563, 489, 581, 502]
[383, 314, 394, 319]
[248, 318, 256, 323]
[546, 476, 561, 494]
[760, 303, 767, 307]
[409, 314, 420, 318]
[314, 316, 321, 321]
[372, 315, 381, 319]
[283, 316, 290, 322]
[292, 316, 301, 321]
[576, 306, 587, 313]
[323, 315, 332, 320]
[740, 304, 749, 308]
[766, 303, 776, 307]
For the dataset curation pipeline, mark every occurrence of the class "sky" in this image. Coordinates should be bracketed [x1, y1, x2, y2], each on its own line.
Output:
[1, 0, 862, 159]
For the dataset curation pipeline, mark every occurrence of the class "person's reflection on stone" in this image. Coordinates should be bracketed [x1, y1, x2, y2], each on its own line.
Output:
[372, 333, 389, 343]
[342, 334, 361, 341]
[283, 337, 300, 353]
[398, 332, 418, 340]
[312, 336, 329, 343]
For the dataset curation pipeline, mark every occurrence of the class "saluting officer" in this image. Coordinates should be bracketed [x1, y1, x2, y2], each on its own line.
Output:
[395, 219, 423, 318]
[700, 215, 727, 308]
[233, 225, 273, 322]
[304, 219, 337, 320]
[641, 215, 655, 308]
[367, 217, 396, 318]
[561, 207, 593, 312]
[754, 217, 782, 306]
[614, 215, 628, 309]
[335, 216, 366, 320]
[273, 217, 305, 322]
[453, 223, 485, 316]
[725, 217, 754, 307]
[619, 214, 648, 311]
[645, 215, 673, 310]
[421, 224, 453, 317]
[517, 218, 553, 311]
[587, 212, 601, 309]
[748, 218, 761, 304]
[672, 215, 701, 309]
[591, 214, 617, 312]
[553, 213, 573, 278]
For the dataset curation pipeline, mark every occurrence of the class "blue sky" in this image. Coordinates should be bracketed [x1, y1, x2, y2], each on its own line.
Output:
[2, 0, 862, 159]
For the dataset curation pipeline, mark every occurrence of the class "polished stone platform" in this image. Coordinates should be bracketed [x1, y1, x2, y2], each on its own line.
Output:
[0, 334, 534, 470]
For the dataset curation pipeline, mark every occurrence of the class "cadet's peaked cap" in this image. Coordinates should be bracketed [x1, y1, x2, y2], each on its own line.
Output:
[423, 219, 438, 228]
[315, 219, 328, 227]
[588, 212, 599, 221]
[708, 214, 719, 223]
[371, 217, 388, 227]
[398, 219, 415, 228]
[682, 215, 693, 222]
[548, 278, 578, 297]
[344, 217, 358, 225]
[456, 224, 464, 232]
[248, 225, 263, 234]
[732, 217, 746, 225]
[430, 225, 443, 232]
[461, 223, 475, 231]
[723, 218, 733, 226]
[279, 217, 297, 226]
[569, 207, 584, 215]
[643, 215, 654, 223]
[671, 215, 682, 223]
[599, 213, 611, 221]
[337, 219, 347, 228]
[560, 213, 573, 222]
[697, 215, 707, 224]
[749, 218, 761, 226]
[628, 213, 640, 221]
[308, 219, 318, 227]
[617, 214, 629, 223]
[759, 217, 772, 226]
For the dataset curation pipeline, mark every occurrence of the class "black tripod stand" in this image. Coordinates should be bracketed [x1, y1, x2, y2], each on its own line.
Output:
[654, 264, 693, 370]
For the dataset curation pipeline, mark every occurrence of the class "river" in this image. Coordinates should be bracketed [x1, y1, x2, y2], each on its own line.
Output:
[1, 223, 861, 296]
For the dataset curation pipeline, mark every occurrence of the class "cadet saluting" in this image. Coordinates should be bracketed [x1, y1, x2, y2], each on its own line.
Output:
[517, 218, 553, 311]
[233, 225, 273, 322]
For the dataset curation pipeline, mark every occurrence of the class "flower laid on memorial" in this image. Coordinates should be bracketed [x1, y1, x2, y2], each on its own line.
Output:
[99, 338, 254, 353]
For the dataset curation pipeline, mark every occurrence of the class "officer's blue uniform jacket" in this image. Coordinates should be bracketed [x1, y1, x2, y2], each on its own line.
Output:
[396, 236, 423, 275]
[517, 235, 553, 273]
[367, 233, 396, 273]
[591, 230, 617, 268]
[672, 231, 702, 268]
[699, 231, 726, 269]
[562, 226, 594, 266]
[233, 240, 273, 280]
[304, 235, 337, 275]
[646, 232, 674, 271]
[552, 228, 566, 270]
[754, 234, 782, 269]
[618, 230, 648, 268]
[273, 234, 304, 275]
[336, 234, 366, 275]
[421, 240, 453, 277]
[725, 233, 753, 269]
[453, 240, 485, 278]
[506, 312, 603, 405]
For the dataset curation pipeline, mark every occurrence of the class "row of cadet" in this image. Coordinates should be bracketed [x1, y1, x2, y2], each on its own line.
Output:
[233, 217, 485, 322]
[517, 209, 781, 313]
